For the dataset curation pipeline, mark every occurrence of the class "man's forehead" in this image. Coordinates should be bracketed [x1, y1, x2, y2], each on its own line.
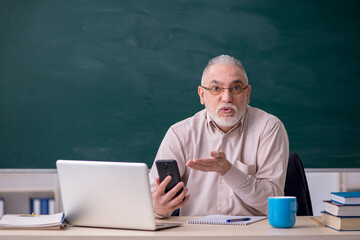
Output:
[204, 64, 248, 85]
[208, 79, 245, 86]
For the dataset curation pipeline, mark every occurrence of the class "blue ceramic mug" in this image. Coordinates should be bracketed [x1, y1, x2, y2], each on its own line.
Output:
[268, 196, 297, 228]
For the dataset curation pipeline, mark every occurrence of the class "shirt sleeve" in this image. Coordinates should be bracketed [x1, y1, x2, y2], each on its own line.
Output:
[222, 120, 289, 215]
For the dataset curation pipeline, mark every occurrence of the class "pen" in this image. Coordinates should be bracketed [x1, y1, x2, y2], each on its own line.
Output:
[311, 217, 326, 228]
[226, 217, 251, 223]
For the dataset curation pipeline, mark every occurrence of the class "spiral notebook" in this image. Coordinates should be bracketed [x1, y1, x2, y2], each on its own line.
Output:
[187, 215, 267, 225]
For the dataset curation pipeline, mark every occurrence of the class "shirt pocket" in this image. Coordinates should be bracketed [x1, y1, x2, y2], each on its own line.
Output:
[233, 160, 256, 177]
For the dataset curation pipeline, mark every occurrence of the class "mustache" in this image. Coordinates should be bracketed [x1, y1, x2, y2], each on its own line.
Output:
[216, 103, 238, 114]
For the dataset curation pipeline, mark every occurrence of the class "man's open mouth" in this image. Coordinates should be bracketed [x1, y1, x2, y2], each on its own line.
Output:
[220, 107, 233, 115]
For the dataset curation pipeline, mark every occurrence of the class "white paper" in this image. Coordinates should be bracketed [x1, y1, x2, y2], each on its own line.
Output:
[0, 212, 64, 228]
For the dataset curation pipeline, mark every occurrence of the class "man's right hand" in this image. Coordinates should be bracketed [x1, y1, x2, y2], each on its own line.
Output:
[152, 175, 190, 217]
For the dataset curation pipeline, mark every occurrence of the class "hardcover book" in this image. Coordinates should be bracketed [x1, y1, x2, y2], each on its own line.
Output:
[331, 192, 360, 205]
[321, 211, 360, 231]
[323, 200, 360, 216]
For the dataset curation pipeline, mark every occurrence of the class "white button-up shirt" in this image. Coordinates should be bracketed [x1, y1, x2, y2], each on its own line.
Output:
[149, 105, 289, 216]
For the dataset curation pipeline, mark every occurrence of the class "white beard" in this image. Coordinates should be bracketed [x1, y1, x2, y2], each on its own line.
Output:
[208, 103, 246, 128]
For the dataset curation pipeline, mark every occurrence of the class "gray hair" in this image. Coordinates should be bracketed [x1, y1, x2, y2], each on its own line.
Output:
[201, 54, 248, 84]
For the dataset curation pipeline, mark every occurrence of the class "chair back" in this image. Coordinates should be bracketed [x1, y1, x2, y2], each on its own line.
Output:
[284, 152, 313, 216]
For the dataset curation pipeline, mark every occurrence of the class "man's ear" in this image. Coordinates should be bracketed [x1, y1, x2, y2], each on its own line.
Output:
[198, 86, 205, 105]
[246, 85, 251, 104]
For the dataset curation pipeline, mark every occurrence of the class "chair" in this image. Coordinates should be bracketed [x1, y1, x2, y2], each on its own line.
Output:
[284, 152, 313, 216]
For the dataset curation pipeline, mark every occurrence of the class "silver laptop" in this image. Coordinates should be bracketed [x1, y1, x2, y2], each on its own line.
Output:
[56, 160, 182, 230]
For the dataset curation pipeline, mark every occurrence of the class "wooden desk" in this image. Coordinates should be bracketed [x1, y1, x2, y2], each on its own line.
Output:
[0, 216, 359, 240]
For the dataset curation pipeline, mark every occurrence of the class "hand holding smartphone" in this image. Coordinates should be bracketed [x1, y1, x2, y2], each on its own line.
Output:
[155, 159, 184, 198]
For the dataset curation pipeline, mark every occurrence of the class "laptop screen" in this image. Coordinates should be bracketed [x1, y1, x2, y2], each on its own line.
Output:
[56, 160, 158, 230]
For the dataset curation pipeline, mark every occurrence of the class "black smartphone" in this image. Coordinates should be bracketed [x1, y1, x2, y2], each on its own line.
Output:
[155, 159, 184, 198]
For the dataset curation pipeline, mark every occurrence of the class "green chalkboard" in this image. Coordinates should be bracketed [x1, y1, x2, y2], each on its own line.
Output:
[0, 0, 359, 168]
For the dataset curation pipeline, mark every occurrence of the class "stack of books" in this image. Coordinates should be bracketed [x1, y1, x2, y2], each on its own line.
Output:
[322, 192, 360, 231]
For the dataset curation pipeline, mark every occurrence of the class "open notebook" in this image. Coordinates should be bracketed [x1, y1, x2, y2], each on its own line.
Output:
[187, 215, 267, 225]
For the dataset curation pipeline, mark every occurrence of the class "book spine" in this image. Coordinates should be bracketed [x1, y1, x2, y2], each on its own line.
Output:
[49, 199, 55, 215]
[0, 198, 4, 217]
[40, 199, 49, 215]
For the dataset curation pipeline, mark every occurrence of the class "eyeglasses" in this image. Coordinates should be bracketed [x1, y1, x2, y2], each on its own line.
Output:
[201, 84, 249, 95]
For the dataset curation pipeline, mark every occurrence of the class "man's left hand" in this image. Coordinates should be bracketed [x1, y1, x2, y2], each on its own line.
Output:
[186, 151, 232, 176]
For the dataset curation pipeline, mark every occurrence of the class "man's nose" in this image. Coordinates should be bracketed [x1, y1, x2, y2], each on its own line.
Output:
[221, 89, 232, 102]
